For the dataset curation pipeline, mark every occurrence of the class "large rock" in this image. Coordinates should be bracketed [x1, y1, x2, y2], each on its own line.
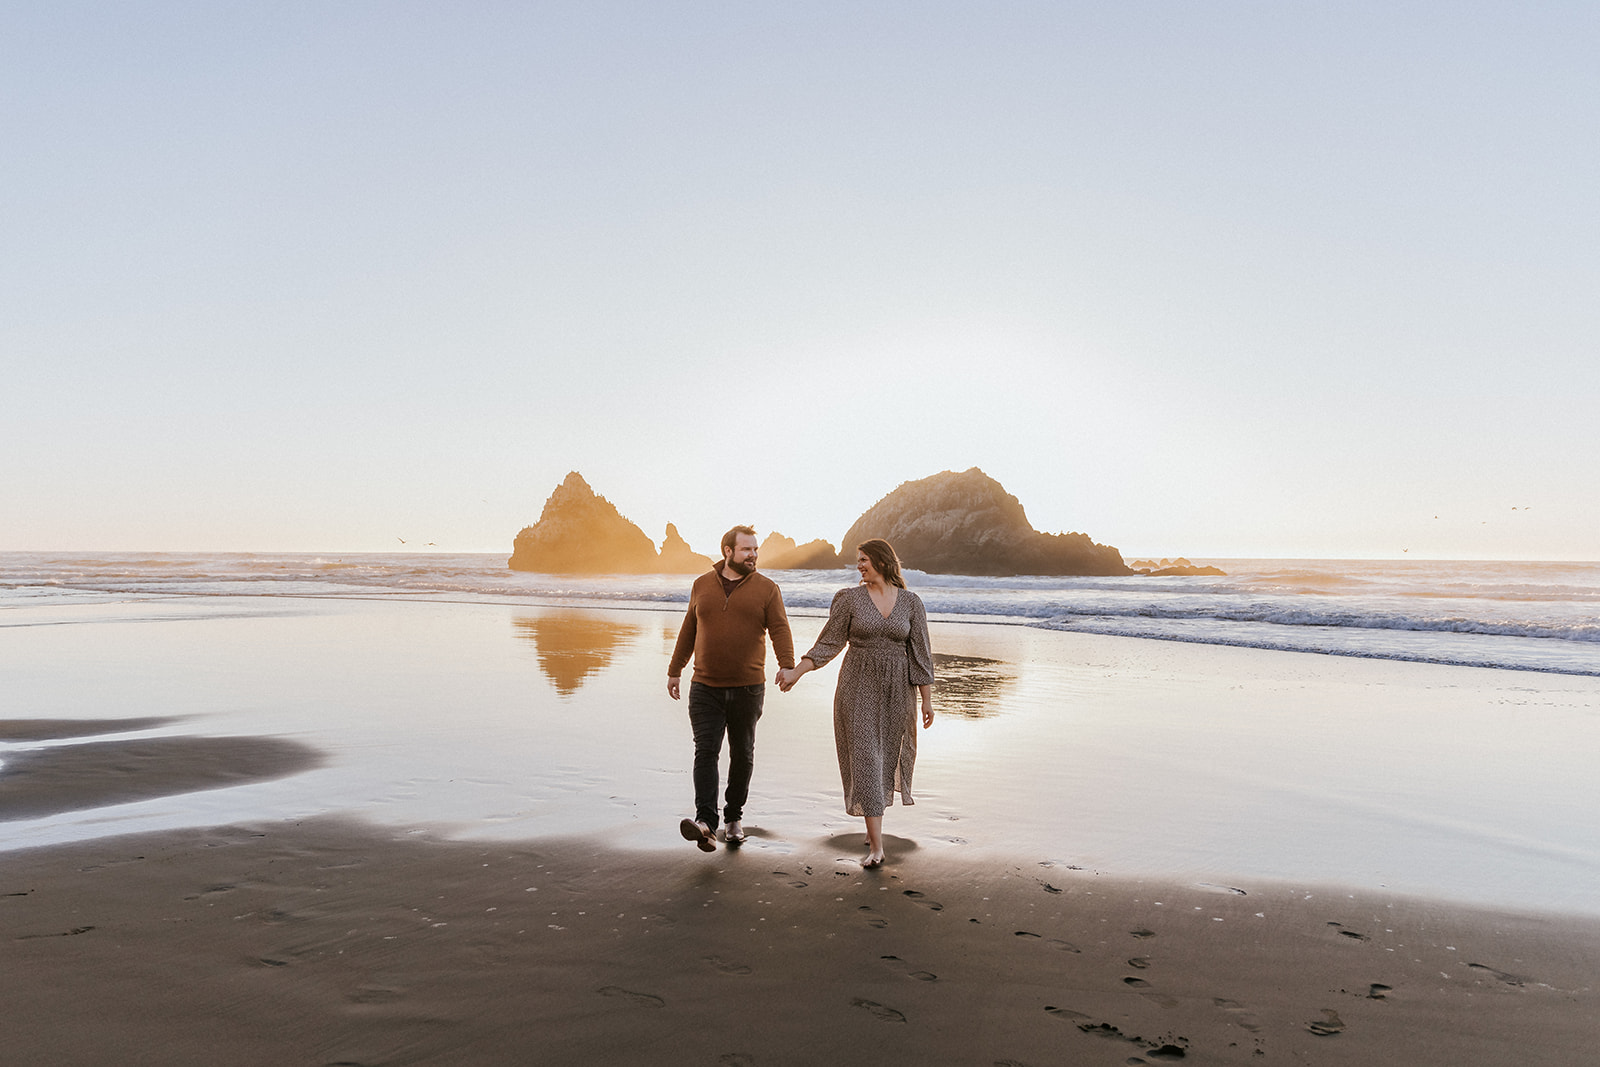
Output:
[758, 532, 844, 570]
[659, 523, 714, 574]
[840, 468, 1132, 577]
[508, 472, 663, 573]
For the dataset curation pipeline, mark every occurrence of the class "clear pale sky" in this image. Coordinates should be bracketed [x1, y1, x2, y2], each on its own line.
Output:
[4, 3, 1596, 560]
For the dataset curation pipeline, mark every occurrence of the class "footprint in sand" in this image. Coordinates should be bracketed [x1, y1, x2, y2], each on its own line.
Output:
[1213, 997, 1263, 1032]
[786, 880, 808, 889]
[880, 955, 937, 981]
[902, 890, 944, 911]
[598, 985, 664, 1008]
[1131, 928, 1157, 940]
[183, 883, 238, 900]
[347, 985, 405, 1004]
[1327, 922, 1369, 942]
[15, 925, 96, 941]
[1043, 1006, 1091, 1023]
[1128, 956, 1151, 969]
[1047, 939, 1081, 953]
[704, 955, 752, 976]
[1468, 963, 1525, 987]
[851, 998, 906, 1023]
[1076, 1021, 1136, 1043]
[1306, 1008, 1344, 1036]
[1366, 983, 1393, 1000]
[1123, 976, 1151, 988]
[1014, 930, 1042, 939]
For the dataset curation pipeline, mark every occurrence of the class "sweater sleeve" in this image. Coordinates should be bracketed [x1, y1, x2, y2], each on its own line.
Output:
[802, 588, 854, 669]
[668, 599, 697, 677]
[906, 592, 934, 686]
[766, 584, 796, 670]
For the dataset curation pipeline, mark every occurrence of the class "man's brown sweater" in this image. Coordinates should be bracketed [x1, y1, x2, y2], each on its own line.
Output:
[668, 567, 795, 687]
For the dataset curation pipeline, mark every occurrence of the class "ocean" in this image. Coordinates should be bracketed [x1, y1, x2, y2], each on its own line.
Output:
[4, 552, 1597, 677]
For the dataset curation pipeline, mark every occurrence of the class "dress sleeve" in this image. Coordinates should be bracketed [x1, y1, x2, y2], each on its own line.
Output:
[802, 587, 854, 669]
[906, 592, 934, 686]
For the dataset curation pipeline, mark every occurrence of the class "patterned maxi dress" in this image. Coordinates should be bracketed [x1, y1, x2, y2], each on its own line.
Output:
[802, 585, 936, 817]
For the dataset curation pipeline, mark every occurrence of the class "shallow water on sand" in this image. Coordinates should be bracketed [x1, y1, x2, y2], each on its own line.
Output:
[3, 596, 1597, 916]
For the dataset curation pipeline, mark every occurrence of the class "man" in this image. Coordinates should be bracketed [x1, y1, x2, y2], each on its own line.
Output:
[667, 525, 795, 852]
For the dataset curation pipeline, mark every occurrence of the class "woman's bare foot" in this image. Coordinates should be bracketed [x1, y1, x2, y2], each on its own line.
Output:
[862, 848, 885, 869]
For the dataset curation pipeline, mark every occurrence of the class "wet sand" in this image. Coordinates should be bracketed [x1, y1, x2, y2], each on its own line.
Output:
[4, 596, 1600, 1062]
[5, 812, 1598, 1066]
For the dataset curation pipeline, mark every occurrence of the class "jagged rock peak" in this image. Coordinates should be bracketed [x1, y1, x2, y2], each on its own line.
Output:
[509, 472, 661, 574]
[659, 523, 714, 574]
[759, 532, 843, 570]
[841, 467, 1130, 577]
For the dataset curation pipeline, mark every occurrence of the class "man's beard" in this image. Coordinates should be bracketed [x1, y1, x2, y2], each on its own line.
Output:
[725, 557, 755, 577]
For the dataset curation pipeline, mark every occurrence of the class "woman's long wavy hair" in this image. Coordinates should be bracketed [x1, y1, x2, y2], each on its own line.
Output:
[857, 538, 906, 589]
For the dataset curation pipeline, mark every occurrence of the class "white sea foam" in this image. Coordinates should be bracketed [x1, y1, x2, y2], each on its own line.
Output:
[3, 552, 1597, 676]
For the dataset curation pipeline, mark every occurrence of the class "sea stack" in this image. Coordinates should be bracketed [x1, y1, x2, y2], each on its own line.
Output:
[508, 472, 662, 573]
[758, 532, 844, 570]
[658, 523, 714, 574]
[840, 467, 1131, 577]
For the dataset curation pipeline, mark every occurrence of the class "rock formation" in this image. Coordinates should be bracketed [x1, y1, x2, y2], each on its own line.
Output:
[758, 532, 843, 570]
[508, 472, 663, 573]
[506, 467, 1209, 579]
[658, 523, 714, 574]
[1128, 556, 1227, 576]
[839, 468, 1131, 577]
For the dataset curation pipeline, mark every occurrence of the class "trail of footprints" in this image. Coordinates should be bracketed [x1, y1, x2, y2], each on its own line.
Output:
[209, 864, 1542, 1064]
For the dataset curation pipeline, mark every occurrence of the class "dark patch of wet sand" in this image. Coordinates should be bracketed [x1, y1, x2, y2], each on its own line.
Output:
[0, 717, 178, 742]
[3, 818, 1596, 1066]
[0, 735, 323, 820]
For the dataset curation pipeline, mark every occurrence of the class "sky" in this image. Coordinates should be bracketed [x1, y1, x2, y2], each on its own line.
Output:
[4, 2, 1597, 560]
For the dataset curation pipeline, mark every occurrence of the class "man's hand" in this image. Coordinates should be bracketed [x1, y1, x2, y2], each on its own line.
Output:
[667, 676, 681, 700]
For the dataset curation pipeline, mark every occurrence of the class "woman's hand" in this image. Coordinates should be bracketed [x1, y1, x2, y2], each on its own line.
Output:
[918, 685, 934, 728]
[776, 659, 814, 692]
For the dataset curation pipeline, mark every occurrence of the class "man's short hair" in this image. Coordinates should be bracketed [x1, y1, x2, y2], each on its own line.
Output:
[721, 525, 757, 555]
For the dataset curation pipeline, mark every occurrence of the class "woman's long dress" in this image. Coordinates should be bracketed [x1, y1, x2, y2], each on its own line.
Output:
[802, 585, 935, 817]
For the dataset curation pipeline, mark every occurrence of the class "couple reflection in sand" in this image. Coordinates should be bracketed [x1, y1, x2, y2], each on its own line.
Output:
[667, 527, 934, 870]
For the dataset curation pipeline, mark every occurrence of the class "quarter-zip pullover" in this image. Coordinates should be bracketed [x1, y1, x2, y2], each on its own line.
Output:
[669, 566, 795, 686]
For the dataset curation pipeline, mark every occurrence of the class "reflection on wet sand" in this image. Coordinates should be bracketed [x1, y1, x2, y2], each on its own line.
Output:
[931, 652, 1015, 718]
[513, 612, 644, 696]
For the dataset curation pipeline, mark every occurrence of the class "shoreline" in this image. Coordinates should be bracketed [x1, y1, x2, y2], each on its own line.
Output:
[10, 579, 1600, 681]
[5, 814, 1597, 1065]
[3, 597, 1599, 918]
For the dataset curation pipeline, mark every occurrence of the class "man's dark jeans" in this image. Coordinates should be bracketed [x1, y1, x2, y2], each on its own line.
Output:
[688, 681, 765, 832]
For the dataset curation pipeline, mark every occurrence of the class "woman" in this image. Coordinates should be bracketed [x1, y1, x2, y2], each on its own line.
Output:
[777, 538, 934, 868]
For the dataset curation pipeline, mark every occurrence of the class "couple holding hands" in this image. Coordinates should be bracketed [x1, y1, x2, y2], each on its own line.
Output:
[667, 527, 935, 869]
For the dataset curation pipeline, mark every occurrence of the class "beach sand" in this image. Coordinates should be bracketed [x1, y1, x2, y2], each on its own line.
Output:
[5, 811, 1598, 1066]
[4, 597, 1599, 1063]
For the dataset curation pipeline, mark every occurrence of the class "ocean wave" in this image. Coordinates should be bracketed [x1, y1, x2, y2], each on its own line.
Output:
[1028, 615, 1600, 677]
[6, 552, 1600, 676]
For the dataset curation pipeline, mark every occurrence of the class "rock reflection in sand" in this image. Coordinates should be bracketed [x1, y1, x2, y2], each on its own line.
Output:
[930, 652, 1015, 718]
[513, 611, 644, 697]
